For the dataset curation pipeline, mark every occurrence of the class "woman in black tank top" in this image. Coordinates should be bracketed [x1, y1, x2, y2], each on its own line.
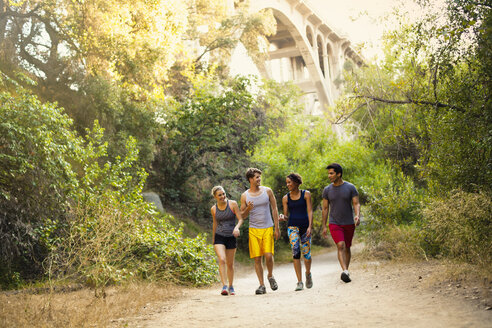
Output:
[211, 186, 244, 296]
[279, 173, 314, 291]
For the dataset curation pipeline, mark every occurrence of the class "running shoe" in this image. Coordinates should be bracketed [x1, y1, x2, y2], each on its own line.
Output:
[295, 281, 304, 291]
[341, 271, 351, 283]
[306, 272, 313, 288]
[221, 285, 229, 295]
[228, 286, 235, 295]
[255, 285, 266, 295]
[268, 276, 278, 291]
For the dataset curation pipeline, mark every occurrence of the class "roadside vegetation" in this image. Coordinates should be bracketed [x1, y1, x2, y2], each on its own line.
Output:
[0, 0, 490, 326]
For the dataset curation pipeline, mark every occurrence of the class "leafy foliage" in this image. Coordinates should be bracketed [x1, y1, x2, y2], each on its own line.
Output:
[0, 76, 80, 282]
[252, 118, 423, 244]
[0, 79, 217, 289]
[338, 0, 491, 193]
[50, 133, 216, 293]
[334, 0, 491, 265]
[150, 75, 303, 222]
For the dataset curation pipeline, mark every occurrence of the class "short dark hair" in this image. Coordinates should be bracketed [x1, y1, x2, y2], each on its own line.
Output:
[287, 173, 303, 185]
[246, 167, 262, 180]
[326, 163, 343, 177]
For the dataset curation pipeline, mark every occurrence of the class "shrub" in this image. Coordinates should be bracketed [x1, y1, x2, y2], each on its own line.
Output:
[48, 132, 217, 294]
[0, 78, 80, 285]
[361, 223, 427, 260]
[422, 190, 491, 266]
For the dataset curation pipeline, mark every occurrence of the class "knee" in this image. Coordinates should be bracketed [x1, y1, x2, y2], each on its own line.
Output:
[218, 257, 226, 266]
[337, 242, 346, 251]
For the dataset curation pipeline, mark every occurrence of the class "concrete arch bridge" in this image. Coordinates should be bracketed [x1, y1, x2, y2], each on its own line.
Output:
[233, 0, 364, 114]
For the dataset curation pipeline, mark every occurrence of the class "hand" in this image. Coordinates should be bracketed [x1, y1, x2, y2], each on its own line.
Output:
[233, 227, 240, 237]
[306, 226, 312, 238]
[322, 226, 328, 239]
[247, 201, 254, 210]
[274, 229, 280, 240]
[279, 214, 286, 221]
[354, 216, 360, 227]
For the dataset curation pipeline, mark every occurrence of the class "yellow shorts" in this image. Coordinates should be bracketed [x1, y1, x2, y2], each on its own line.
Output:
[249, 227, 274, 258]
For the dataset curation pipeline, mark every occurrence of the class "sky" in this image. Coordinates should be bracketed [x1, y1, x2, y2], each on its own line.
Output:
[305, 0, 443, 60]
[307, 0, 398, 59]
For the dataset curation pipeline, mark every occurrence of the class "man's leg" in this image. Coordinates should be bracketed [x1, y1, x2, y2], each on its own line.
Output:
[264, 252, 274, 278]
[264, 252, 278, 290]
[336, 241, 348, 271]
[254, 256, 264, 286]
[337, 241, 352, 283]
[345, 246, 351, 269]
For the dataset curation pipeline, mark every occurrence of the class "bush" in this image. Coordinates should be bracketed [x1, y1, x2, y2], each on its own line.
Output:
[422, 190, 492, 266]
[49, 128, 217, 294]
[0, 78, 80, 285]
[361, 223, 426, 260]
[0, 80, 218, 289]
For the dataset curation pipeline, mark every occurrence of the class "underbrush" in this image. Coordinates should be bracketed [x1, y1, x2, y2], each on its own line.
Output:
[360, 189, 491, 278]
[0, 281, 182, 328]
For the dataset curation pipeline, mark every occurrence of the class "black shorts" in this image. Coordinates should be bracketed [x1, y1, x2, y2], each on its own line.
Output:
[214, 233, 237, 249]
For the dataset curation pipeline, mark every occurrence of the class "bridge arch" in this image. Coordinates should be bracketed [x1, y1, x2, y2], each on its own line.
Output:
[239, 0, 363, 112]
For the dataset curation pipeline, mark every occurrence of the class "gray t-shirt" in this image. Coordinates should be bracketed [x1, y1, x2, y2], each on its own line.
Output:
[322, 182, 358, 225]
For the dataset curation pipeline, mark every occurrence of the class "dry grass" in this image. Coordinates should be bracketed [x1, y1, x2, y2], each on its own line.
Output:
[0, 281, 183, 328]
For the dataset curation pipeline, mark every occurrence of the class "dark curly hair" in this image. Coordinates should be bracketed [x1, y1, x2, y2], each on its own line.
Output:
[287, 173, 303, 185]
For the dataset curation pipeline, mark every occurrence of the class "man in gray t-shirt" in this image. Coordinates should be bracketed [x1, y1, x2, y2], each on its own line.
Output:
[322, 163, 360, 283]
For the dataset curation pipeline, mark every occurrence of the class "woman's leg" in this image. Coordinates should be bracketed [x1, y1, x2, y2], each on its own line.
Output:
[301, 230, 312, 275]
[214, 244, 227, 286]
[288, 227, 302, 282]
[225, 248, 236, 286]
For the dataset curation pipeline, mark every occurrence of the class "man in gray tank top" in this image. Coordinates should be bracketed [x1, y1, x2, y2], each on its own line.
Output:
[321, 163, 360, 283]
[240, 168, 280, 295]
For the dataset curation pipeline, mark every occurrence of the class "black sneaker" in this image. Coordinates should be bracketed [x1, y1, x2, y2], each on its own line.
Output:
[255, 285, 266, 294]
[268, 276, 278, 291]
[341, 271, 351, 283]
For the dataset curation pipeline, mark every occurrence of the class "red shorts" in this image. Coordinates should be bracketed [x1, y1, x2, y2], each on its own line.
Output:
[329, 224, 356, 248]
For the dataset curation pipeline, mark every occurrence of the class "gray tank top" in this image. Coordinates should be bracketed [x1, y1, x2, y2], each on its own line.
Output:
[246, 187, 273, 229]
[215, 201, 236, 237]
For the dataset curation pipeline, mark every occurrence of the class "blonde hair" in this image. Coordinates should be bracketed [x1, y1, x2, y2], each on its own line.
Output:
[211, 185, 225, 197]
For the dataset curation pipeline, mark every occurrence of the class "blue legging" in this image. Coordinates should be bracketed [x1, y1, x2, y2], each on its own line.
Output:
[287, 226, 311, 260]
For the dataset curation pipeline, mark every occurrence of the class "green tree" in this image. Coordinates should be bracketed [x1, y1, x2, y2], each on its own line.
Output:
[337, 0, 491, 192]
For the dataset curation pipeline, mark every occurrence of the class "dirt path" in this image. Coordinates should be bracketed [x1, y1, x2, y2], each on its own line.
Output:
[132, 250, 491, 328]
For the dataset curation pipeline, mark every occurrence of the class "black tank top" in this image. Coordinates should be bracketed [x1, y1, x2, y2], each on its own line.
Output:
[287, 190, 309, 228]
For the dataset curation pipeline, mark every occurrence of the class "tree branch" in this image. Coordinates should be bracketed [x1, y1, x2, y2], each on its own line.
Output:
[352, 95, 465, 112]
